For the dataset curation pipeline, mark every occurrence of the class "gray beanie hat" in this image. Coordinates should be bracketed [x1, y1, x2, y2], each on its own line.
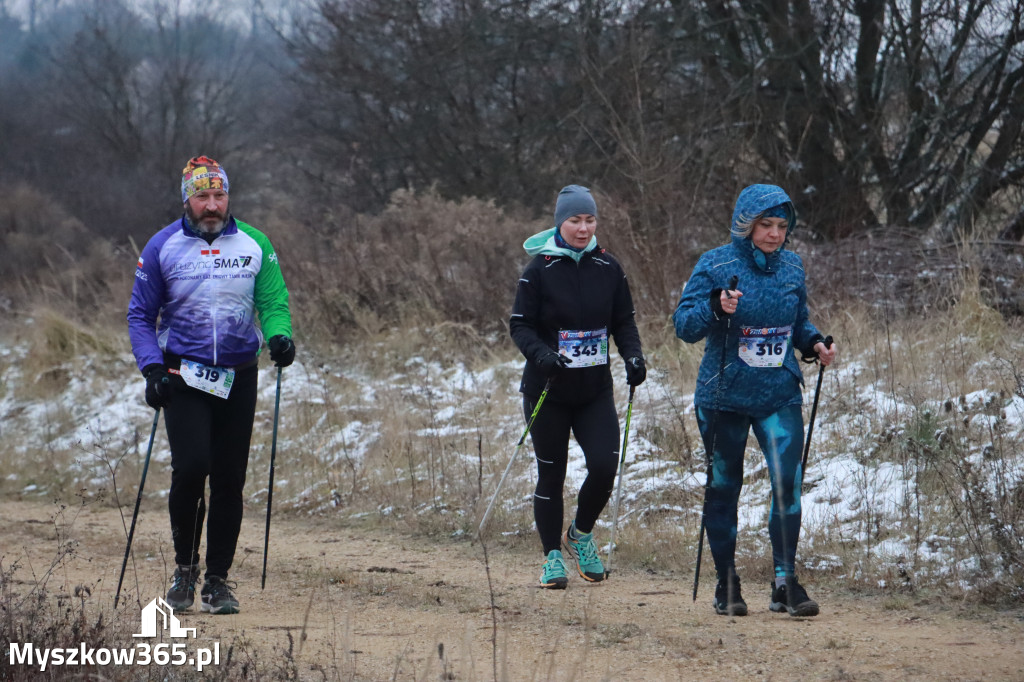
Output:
[554, 185, 598, 227]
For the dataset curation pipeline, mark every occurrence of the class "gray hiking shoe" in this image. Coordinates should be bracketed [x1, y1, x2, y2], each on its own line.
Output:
[200, 575, 240, 614]
[165, 564, 200, 612]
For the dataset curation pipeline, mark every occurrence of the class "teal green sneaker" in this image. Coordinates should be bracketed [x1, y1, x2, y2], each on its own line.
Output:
[539, 550, 569, 589]
[562, 523, 606, 582]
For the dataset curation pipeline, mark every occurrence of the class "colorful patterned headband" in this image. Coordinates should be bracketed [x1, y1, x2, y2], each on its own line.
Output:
[181, 156, 229, 203]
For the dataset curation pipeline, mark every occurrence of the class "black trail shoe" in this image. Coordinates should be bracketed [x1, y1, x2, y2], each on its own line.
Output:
[201, 575, 240, 615]
[712, 572, 748, 616]
[769, 576, 819, 617]
[165, 564, 200, 612]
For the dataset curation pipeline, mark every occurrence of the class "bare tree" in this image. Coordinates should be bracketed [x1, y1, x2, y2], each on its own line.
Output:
[284, 0, 612, 214]
[4, 0, 1021, 250]
[687, 0, 1024, 241]
[1, 0, 292, 238]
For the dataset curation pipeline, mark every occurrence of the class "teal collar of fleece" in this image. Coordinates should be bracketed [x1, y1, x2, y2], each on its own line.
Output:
[523, 227, 597, 263]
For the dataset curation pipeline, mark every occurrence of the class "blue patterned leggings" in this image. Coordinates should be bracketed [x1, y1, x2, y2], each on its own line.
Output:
[696, 404, 804, 580]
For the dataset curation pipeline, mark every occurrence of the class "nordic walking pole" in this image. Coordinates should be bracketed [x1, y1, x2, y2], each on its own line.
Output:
[261, 366, 283, 590]
[478, 376, 554, 536]
[693, 275, 738, 602]
[114, 407, 161, 608]
[800, 335, 833, 484]
[606, 384, 636, 576]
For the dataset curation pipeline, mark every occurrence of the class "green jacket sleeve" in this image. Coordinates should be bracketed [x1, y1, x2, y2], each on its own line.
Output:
[239, 222, 293, 339]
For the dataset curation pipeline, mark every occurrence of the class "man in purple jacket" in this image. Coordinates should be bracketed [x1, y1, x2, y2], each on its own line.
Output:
[128, 156, 294, 614]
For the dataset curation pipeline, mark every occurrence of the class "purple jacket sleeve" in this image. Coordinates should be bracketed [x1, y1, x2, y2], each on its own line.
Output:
[127, 235, 168, 372]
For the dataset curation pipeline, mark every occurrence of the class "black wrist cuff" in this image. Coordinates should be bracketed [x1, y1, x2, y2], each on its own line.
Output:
[800, 335, 825, 363]
[709, 288, 725, 317]
[142, 363, 164, 378]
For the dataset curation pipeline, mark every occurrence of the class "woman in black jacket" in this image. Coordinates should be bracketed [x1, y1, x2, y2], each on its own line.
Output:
[510, 185, 646, 589]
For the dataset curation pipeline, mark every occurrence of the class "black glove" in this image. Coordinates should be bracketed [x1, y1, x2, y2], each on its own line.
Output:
[625, 356, 647, 386]
[143, 364, 172, 409]
[536, 352, 571, 377]
[268, 335, 296, 368]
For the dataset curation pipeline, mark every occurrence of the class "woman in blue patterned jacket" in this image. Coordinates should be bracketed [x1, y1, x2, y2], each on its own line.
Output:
[673, 184, 836, 617]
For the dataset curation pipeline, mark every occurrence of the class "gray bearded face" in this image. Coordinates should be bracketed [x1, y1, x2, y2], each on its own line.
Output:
[186, 202, 229, 234]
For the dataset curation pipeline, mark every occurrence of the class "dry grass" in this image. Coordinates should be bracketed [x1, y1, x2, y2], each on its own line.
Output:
[0, 498, 334, 682]
[3, 286, 1022, 605]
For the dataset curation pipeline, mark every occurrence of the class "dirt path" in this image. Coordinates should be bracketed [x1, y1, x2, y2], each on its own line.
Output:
[3, 498, 1022, 681]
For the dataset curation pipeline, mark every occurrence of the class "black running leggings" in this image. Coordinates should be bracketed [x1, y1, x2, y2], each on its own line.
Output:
[524, 390, 620, 554]
[162, 364, 258, 580]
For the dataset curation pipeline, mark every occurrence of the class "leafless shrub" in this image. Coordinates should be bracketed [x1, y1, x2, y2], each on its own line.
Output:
[0, 185, 134, 332]
[267, 188, 529, 344]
